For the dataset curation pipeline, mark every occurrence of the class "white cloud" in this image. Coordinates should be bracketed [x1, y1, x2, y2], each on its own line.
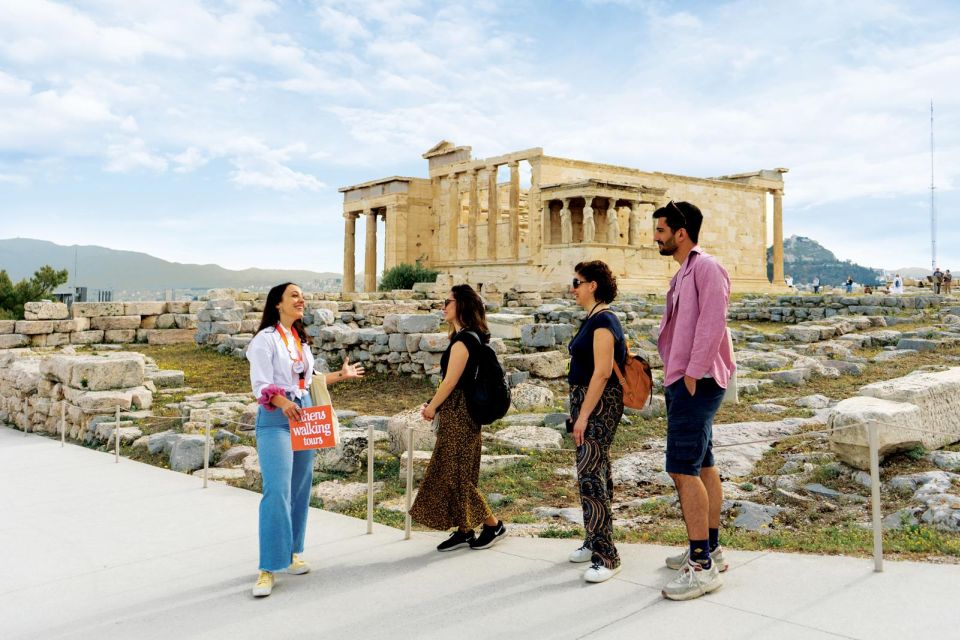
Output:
[104, 137, 168, 173]
[0, 173, 30, 186]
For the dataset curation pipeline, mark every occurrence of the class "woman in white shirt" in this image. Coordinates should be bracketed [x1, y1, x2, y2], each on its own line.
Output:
[246, 282, 363, 597]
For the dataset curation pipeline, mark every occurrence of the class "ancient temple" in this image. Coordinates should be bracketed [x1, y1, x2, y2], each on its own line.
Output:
[339, 141, 787, 293]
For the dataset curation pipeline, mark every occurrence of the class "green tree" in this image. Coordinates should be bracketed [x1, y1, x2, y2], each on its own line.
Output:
[378, 261, 439, 291]
[0, 266, 69, 319]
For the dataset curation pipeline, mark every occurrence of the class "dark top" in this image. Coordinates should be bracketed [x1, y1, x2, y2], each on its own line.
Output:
[567, 309, 626, 386]
[440, 330, 487, 388]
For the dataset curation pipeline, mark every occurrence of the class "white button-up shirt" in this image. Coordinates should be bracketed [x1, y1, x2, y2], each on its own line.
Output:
[246, 326, 315, 400]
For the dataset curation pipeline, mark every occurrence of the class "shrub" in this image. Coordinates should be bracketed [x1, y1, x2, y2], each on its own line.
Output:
[378, 261, 439, 291]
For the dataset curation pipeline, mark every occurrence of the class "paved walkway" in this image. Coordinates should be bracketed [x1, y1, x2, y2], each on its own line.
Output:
[2, 425, 957, 639]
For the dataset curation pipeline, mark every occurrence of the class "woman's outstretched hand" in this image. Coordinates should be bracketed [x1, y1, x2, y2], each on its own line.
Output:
[340, 357, 365, 380]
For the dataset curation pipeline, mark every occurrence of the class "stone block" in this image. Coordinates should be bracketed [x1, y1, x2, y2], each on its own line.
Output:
[394, 314, 442, 334]
[828, 396, 925, 470]
[419, 333, 449, 353]
[487, 313, 535, 339]
[511, 383, 555, 411]
[90, 315, 142, 331]
[0, 334, 30, 349]
[124, 302, 166, 316]
[62, 385, 152, 413]
[41, 353, 145, 390]
[146, 329, 196, 345]
[71, 302, 125, 317]
[24, 301, 69, 320]
[103, 329, 137, 343]
[166, 302, 191, 313]
[69, 330, 104, 344]
[503, 350, 569, 379]
[153, 314, 177, 329]
[169, 435, 212, 473]
[15, 320, 55, 335]
[896, 338, 939, 352]
[146, 369, 185, 388]
[784, 325, 822, 343]
[174, 314, 198, 329]
[490, 425, 562, 450]
[520, 324, 555, 348]
[33, 332, 69, 347]
[0, 320, 14, 334]
[386, 407, 435, 454]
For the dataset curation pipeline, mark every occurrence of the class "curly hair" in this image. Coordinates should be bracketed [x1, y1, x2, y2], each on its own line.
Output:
[575, 260, 618, 303]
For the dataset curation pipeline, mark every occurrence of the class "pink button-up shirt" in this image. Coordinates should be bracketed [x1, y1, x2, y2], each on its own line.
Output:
[657, 246, 735, 389]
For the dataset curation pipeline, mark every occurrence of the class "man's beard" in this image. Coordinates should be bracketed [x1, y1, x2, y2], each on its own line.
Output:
[658, 240, 677, 256]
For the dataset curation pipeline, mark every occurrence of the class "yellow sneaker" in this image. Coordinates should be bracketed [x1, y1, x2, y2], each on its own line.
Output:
[252, 571, 274, 597]
[288, 553, 310, 575]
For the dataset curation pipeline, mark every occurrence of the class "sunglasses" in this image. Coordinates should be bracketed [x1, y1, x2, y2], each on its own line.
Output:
[664, 200, 688, 229]
[572, 278, 589, 289]
[443, 298, 455, 308]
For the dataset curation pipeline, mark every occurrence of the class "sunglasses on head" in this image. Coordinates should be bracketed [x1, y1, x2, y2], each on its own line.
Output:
[665, 200, 688, 228]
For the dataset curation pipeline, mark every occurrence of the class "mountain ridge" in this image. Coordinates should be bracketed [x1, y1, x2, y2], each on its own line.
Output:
[0, 238, 341, 294]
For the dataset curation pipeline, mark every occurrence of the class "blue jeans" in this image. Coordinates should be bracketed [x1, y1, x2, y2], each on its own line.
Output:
[256, 393, 315, 572]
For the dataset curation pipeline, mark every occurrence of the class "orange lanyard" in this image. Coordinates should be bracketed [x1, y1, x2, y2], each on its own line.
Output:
[275, 323, 303, 363]
[277, 324, 306, 389]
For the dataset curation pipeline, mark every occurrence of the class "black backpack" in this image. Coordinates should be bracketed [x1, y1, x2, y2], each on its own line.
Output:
[461, 331, 511, 426]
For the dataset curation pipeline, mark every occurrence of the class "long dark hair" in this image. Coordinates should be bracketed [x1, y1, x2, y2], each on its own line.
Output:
[449, 284, 489, 343]
[256, 282, 312, 345]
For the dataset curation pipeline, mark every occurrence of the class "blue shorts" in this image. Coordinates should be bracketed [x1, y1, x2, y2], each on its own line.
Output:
[664, 377, 726, 476]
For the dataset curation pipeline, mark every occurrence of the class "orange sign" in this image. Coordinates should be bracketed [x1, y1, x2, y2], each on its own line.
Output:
[289, 405, 338, 450]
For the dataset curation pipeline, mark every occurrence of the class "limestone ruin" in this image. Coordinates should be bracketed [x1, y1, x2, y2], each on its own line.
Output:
[339, 141, 788, 293]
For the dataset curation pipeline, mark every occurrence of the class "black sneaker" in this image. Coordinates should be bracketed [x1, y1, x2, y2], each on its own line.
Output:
[437, 529, 475, 552]
[469, 521, 506, 550]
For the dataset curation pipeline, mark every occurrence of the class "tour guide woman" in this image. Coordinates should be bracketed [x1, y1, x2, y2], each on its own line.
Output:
[567, 261, 627, 583]
[408, 284, 506, 551]
[246, 282, 364, 597]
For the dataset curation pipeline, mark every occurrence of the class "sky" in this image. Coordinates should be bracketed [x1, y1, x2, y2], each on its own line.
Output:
[0, 0, 958, 275]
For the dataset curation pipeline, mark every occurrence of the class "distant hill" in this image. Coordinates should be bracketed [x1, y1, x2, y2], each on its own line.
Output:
[767, 236, 884, 285]
[0, 238, 341, 295]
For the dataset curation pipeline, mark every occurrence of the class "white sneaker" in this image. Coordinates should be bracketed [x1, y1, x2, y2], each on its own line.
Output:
[252, 571, 274, 597]
[288, 553, 310, 575]
[665, 546, 729, 572]
[662, 560, 723, 601]
[569, 544, 592, 563]
[584, 561, 621, 583]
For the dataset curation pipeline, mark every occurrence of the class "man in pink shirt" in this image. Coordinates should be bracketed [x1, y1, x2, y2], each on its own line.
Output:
[653, 201, 735, 601]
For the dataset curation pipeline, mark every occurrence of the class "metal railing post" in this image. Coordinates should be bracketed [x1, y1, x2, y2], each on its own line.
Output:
[367, 421, 375, 534]
[868, 422, 883, 572]
[404, 426, 414, 540]
[114, 406, 120, 463]
[203, 422, 210, 489]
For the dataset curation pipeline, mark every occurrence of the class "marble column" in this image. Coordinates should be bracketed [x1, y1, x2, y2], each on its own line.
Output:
[607, 198, 620, 245]
[772, 189, 784, 285]
[487, 165, 498, 261]
[364, 210, 378, 292]
[447, 174, 460, 261]
[508, 161, 520, 259]
[627, 202, 644, 247]
[468, 168, 479, 261]
[342, 212, 358, 293]
[560, 198, 572, 244]
[583, 197, 595, 243]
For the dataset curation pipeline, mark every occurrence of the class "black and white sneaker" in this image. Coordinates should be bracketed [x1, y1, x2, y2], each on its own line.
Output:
[469, 521, 506, 550]
[437, 529, 475, 552]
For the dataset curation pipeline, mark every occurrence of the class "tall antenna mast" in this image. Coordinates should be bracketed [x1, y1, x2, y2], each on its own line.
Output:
[930, 100, 937, 271]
